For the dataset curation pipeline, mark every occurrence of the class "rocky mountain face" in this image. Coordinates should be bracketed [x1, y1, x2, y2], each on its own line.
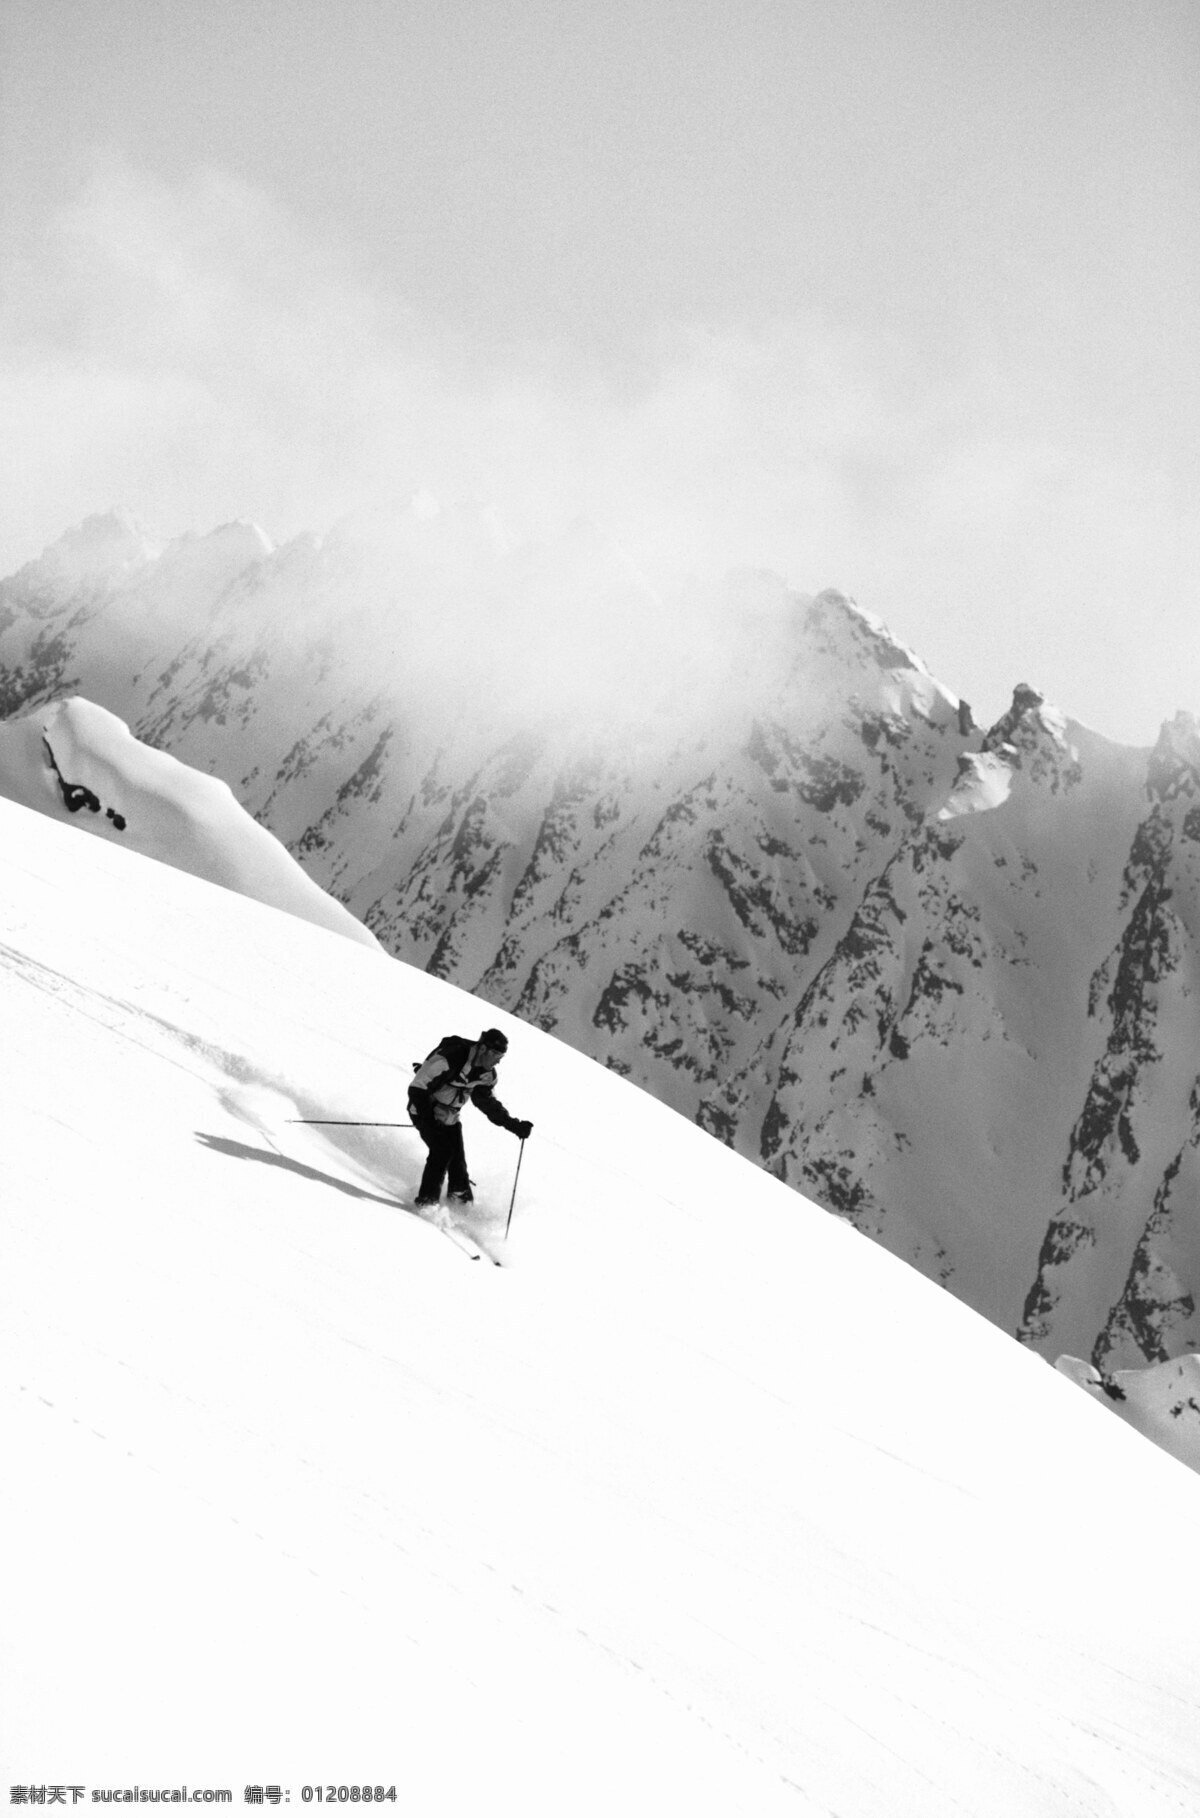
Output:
[3, 505, 1199, 1376]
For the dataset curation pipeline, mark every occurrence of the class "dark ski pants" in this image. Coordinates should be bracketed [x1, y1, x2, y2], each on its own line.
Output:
[409, 1102, 472, 1204]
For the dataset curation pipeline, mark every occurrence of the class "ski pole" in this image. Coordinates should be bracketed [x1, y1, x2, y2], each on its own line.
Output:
[285, 1119, 414, 1128]
[504, 1137, 526, 1241]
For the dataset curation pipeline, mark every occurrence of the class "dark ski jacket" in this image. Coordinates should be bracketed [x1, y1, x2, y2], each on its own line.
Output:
[408, 1036, 520, 1130]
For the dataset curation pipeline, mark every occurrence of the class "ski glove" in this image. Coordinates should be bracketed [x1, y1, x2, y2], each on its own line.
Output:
[511, 1119, 533, 1141]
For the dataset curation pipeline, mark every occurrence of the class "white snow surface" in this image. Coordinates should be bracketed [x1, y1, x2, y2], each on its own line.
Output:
[3, 793, 1200, 1813]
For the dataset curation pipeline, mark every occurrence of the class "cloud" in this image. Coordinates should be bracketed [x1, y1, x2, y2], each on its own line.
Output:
[0, 159, 892, 570]
[3, 157, 1198, 742]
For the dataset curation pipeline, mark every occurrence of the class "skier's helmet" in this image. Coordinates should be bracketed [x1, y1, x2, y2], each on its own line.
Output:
[479, 1027, 509, 1055]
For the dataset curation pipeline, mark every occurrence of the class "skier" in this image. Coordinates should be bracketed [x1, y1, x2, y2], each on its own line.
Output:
[408, 1027, 532, 1211]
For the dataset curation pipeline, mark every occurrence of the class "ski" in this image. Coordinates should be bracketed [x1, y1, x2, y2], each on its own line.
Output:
[405, 1204, 503, 1267]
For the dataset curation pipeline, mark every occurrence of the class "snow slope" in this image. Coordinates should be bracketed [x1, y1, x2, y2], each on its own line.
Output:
[3, 793, 1200, 1813]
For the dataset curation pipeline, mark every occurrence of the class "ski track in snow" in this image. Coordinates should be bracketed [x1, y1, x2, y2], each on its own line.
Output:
[2, 795, 1200, 1814]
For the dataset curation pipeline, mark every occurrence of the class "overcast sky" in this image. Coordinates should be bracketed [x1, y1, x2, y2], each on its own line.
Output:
[2, 0, 1197, 741]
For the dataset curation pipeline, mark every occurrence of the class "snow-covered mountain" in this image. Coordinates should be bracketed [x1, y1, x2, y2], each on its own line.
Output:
[3, 504, 1199, 1386]
[4, 786, 1200, 1810]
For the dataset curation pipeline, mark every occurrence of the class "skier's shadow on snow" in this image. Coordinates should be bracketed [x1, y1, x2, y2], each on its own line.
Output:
[195, 1133, 405, 1209]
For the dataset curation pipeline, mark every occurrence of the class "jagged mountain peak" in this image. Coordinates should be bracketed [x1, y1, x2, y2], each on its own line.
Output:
[26, 507, 163, 587]
[972, 681, 1082, 796]
[939, 680, 1089, 822]
[805, 588, 933, 674]
[1148, 710, 1200, 800]
[17, 511, 276, 603]
[152, 519, 275, 587]
[793, 588, 965, 734]
[983, 681, 1058, 745]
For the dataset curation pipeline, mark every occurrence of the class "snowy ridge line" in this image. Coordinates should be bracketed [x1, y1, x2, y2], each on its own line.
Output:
[0, 695, 381, 950]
